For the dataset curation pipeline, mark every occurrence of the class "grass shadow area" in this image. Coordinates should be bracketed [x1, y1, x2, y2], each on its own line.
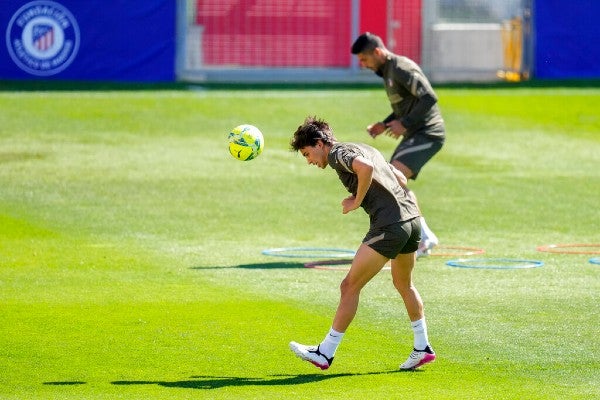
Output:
[191, 262, 307, 270]
[111, 371, 404, 390]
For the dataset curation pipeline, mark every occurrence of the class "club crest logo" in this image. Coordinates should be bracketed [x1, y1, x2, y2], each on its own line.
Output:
[5, 1, 80, 76]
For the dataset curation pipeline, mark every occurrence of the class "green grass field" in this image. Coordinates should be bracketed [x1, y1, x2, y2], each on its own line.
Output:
[0, 84, 599, 399]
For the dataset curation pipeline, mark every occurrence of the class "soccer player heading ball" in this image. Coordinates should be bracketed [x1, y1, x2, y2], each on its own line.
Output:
[289, 116, 435, 371]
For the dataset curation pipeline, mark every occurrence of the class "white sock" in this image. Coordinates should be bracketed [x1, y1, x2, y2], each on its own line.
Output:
[420, 217, 438, 244]
[411, 318, 430, 350]
[319, 328, 344, 358]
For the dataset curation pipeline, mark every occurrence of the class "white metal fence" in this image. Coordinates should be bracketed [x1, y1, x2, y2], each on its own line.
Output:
[422, 0, 532, 82]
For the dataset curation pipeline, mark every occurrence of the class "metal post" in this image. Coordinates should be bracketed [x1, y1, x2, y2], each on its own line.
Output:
[350, 0, 360, 71]
[174, 0, 188, 80]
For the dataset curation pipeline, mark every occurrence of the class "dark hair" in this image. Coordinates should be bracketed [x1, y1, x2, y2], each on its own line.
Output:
[351, 32, 385, 54]
[290, 116, 336, 151]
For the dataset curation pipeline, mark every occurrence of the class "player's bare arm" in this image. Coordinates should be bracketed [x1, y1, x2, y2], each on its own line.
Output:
[342, 156, 373, 214]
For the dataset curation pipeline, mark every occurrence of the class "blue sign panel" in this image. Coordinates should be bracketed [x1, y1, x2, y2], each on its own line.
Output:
[1, 1, 175, 81]
[535, 1, 600, 79]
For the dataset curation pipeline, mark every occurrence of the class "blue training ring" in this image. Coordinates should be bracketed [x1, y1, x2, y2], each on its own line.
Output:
[446, 258, 544, 269]
[262, 247, 356, 259]
[589, 257, 600, 265]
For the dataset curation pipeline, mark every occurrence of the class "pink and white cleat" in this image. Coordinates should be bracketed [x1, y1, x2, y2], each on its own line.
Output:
[289, 341, 333, 370]
[400, 345, 436, 370]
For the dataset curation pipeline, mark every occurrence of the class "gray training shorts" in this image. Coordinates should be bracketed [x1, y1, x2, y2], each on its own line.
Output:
[362, 218, 421, 259]
[391, 130, 444, 179]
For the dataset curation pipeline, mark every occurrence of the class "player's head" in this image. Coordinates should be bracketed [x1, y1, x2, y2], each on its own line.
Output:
[351, 32, 386, 55]
[290, 116, 337, 169]
[290, 116, 336, 151]
[351, 32, 387, 72]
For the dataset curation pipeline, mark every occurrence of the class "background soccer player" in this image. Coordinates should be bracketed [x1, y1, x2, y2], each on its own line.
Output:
[351, 32, 446, 258]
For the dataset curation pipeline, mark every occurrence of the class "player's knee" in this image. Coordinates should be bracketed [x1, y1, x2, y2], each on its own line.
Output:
[392, 276, 412, 295]
[339, 276, 360, 297]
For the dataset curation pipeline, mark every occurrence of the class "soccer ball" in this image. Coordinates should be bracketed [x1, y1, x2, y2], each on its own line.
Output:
[228, 124, 264, 161]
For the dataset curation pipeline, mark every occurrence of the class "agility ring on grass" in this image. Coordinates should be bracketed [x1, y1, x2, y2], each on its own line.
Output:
[536, 243, 600, 255]
[446, 258, 544, 270]
[589, 257, 600, 265]
[262, 247, 356, 259]
[429, 245, 485, 257]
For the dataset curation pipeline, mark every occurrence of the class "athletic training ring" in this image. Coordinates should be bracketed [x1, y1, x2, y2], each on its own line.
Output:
[446, 258, 544, 270]
[589, 257, 600, 265]
[536, 243, 600, 255]
[430, 245, 485, 257]
[262, 247, 356, 259]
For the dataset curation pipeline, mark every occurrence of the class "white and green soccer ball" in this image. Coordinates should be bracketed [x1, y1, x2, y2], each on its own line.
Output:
[228, 124, 264, 161]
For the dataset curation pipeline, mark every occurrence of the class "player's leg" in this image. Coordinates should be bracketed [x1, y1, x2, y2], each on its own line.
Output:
[332, 243, 388, 332]
[390, 219, 435, 369]
[290, 243, 388, 370]
[390, 137, 443, 258]
[390, 252, 423, 321]
[392, 254, 435, 369]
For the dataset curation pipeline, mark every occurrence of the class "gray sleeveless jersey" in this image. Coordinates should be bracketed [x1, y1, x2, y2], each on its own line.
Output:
[328, 142, 420, 228]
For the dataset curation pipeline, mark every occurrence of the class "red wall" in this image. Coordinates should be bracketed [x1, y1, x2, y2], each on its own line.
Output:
[196, 0, 351, 67]
[194, 0, 422, 67]
[359, 0, 387, 40]
[359, 0, 422, 63]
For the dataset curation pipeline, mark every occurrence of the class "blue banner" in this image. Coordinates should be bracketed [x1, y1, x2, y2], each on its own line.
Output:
[1, 1, 175, 81]
[535, 1, 600, 79]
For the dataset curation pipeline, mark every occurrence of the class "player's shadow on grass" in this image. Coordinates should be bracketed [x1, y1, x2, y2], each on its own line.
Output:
[112, 374, 346, 389]
[191, 262, 307, 270]
[112, 371, 399, 390]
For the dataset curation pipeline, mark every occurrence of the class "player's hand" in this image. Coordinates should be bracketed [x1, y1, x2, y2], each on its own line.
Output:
[342, 195, 359, 214]
[366, 122, 387, 138]
[385, 120, 407, 139]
